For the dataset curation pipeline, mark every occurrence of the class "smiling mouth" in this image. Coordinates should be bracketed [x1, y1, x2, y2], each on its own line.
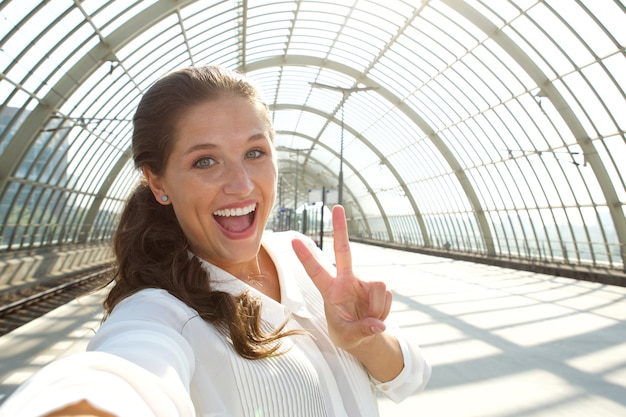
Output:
[213, 203, 256, 232]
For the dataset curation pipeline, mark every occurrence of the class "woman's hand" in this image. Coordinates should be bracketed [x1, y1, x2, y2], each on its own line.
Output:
[291, 205, 393, 352]
[292, 205, 404, 381]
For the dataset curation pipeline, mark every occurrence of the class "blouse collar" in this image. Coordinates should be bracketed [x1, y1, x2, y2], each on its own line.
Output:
[193, 235, 313, 328]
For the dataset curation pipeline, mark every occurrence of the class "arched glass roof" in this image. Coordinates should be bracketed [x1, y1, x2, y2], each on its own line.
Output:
[1, 0, 625, 273]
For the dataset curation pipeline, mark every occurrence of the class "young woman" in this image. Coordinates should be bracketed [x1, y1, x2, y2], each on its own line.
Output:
[0, 65, 430, 417]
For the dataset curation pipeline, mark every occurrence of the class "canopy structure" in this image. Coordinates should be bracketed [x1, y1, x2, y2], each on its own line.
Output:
[1, 0, 625, 277]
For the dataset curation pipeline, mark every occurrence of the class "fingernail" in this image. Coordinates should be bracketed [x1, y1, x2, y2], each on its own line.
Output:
[371, 326, 384, 334]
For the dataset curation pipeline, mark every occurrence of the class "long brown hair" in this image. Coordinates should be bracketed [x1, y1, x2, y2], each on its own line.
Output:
[104, 65, 296, 359]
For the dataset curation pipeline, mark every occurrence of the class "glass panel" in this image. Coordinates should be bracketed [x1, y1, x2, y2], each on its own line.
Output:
[562, 71, 616, 136]
[483, 37, 537, 90]
[499, 213, 525, 257]
[24, 8, 86, 91]
[3, 88, 31, 110]
[550, 79, 596, 140]
[97, 1, 157, 37]
[467, 167, 496, 210]
[580, 205, 607, 263]
[502, 21, 558, 79]
[467, 53, 511, 105]
[579, 158, 606, 205]
[410, 85, 451, 130]
[528, 2, 595, 68]
[343, 20, 390, 49]
[442, 68, 483, 117]
[492, 102, 535, 155]
[422, 6, 475, 56]
[0, 181, 20, 230]
[565, 207, 589, 262]
[390, 148, 426, 184]
[468, 114, 504, 163]
[581, 0, 626, 46]
[468, 0, 519, 24]
[117, 17, 177, 63]
[598, 135, 626, 202]
[343, 136, 379, 171]
[0, 107, 27, 149]
[11, 1, 71, 57]
[547, 0, 617, 59]
[489, 211, 507, 256]
[599, 206, 621, 264]
[442, 126, 477, 167]
[582, 63, 625, 133]
[0, 0, 38, 41]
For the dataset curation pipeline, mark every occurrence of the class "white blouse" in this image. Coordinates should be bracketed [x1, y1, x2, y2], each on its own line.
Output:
[0, 231, 430, 417]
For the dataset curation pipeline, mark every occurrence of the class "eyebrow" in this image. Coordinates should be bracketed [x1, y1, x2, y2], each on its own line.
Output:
[183, 143, 217, 156]
[182, 133, 269, 156]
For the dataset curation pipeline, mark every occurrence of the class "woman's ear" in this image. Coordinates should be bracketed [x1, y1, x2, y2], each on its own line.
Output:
[142, 166, 170, 205]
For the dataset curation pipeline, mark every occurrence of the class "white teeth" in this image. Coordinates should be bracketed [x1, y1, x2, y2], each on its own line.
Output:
[213, 203, 256, 217]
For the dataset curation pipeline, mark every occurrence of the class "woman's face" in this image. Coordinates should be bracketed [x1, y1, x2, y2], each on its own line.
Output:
[147, 94, 277, 270]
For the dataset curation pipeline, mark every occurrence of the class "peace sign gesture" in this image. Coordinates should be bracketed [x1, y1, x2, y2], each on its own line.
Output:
[291, 205, 394, 352]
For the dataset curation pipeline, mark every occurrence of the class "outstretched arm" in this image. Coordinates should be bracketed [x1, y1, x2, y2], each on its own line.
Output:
[291, 205, 404, 382]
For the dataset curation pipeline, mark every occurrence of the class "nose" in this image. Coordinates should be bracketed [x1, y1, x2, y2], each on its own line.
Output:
[223, 161, 254, 196]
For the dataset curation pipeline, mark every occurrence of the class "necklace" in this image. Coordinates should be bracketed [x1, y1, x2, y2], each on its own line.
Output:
[246, 273, 265, 287]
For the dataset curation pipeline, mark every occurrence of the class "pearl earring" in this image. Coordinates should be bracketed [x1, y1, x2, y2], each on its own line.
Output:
[161, 195, 168, 202]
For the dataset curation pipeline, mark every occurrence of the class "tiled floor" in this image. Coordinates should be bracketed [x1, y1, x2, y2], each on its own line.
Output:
[353, 244, 626, 417]
[1, 241, 625, 416]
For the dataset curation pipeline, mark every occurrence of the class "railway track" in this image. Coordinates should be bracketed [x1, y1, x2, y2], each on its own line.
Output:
[0, 267, 112, 337]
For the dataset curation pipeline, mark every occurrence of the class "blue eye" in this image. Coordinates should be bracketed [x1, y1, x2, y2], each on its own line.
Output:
[246, 149, 264, 159]
[194, 156, 215, 168]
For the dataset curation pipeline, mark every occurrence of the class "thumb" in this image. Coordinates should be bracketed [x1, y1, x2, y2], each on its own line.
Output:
[359, 317, 386, 337]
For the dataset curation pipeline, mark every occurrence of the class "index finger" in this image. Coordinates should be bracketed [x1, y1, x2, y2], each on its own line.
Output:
[332, 205, 353, 276]
[292, 237, 333, 293]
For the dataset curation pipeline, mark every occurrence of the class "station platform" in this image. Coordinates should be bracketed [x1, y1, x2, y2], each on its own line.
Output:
[1, 241, 625, 416]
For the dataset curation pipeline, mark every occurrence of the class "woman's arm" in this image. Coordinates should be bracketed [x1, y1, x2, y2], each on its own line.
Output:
[343, 331, 403, 382]
[0, 293, 197, 417]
